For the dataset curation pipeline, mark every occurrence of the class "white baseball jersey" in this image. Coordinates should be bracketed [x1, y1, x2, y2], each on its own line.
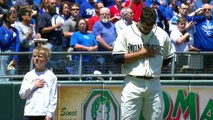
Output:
[113, 23, 175, 78]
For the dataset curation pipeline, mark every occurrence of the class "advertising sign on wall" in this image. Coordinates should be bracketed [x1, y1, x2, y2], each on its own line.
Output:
[56, 83, 213, 120]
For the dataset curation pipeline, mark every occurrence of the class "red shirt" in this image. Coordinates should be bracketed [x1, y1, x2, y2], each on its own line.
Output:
[88, 15, 100, 31]
[124, 0, 146, 22]
[109, 5, 122, 23]
[110, 5, 121, 18]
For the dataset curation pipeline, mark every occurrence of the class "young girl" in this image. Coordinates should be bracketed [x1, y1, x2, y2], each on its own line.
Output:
[19, 44, 58, 120]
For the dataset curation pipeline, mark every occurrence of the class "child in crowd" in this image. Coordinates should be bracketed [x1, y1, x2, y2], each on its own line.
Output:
[19, 44, 58, 120]
[170, 17, 199, 52]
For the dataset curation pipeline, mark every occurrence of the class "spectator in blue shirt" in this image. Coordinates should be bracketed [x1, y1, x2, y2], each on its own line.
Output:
[92, 7, 118, 75]
[92, 7, 117, 51]
[70, 18, 99, 75]
[0, 11, 20, 81]
[193, 3, 213, 51]
[194, 0, 213, 16]
[79, 0, 97, 19]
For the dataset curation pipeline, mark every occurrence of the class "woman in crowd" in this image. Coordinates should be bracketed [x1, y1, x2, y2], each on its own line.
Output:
[70, 18, 99, 77]
[0, 10, 20, 81]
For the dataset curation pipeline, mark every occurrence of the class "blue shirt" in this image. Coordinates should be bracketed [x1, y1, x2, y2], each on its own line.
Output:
[146, 0, 168, 7]
[193, 15, 213, 51]
[70, 31, 98, 62]
[92, 21, 117, 51]
[165, 5, 177, 21]
[0, 25, 20, 61]
[79, 2, 95, 19]
[76, 0, 87, 5]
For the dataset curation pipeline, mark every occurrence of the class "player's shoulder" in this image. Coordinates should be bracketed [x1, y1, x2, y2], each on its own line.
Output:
[155, 26, 168, 36]
[122, 23, 137, 34]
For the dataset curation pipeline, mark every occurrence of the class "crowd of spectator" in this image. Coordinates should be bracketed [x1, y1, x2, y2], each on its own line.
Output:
[0, 0, 212, 81]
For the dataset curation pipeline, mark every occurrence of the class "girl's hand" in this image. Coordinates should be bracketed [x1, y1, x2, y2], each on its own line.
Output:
[34, 79, 45, 88]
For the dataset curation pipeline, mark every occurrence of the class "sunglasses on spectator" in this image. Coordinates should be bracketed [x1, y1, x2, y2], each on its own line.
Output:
[204, 8, 211, 11]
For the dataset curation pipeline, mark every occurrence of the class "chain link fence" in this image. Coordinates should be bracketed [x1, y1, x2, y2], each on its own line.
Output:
[1, 52, 213, 81]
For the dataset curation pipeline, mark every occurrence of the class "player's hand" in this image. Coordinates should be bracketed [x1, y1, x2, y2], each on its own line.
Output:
[34, 79, 45, 88]
[140, 44, 157, 57]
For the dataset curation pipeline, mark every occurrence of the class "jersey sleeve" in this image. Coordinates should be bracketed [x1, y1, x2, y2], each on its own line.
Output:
[163, 34, 175, 59]
[113, 29, 128, 55]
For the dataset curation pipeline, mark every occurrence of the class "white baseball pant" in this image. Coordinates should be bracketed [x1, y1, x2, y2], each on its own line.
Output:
[121, 76, 164, 120]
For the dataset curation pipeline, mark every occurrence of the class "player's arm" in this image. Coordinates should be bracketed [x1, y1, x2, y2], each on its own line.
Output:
[113, 52, 145, 64]
[113, 45, 157, 64]
[113, 54, 125, 64]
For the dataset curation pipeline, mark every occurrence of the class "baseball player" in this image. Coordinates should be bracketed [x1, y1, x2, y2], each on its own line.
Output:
[112, 7, 175, 120]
